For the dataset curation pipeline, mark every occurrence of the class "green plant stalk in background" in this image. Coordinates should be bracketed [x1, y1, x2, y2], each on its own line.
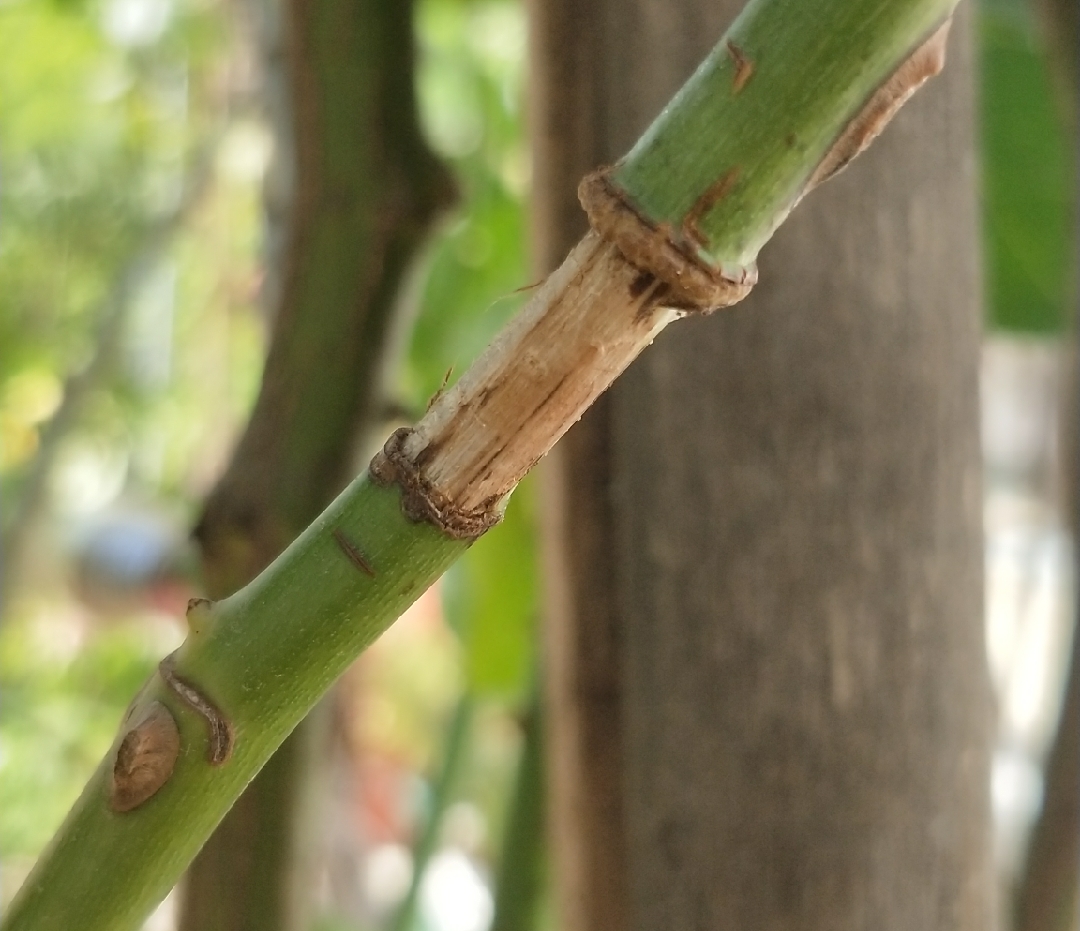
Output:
[1, 0, 960, 927]
[490, 689, 545, 931]
[391, 695, 474, 931]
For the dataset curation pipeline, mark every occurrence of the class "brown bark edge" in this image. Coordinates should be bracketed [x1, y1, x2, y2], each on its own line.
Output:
[578, 168, 756, 312]
[370, 427, 504, 540]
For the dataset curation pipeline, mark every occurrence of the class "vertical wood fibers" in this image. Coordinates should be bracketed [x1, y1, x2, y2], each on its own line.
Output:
[534, 2, 993, 930]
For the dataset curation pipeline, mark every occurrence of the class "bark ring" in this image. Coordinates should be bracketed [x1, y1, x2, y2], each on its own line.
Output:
[578, 168, 756, 313]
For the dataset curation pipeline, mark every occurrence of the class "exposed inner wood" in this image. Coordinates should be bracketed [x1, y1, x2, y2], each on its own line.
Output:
[400, 231, 678, 513]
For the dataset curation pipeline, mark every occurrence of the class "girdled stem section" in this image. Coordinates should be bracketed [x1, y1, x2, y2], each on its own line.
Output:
[399, 233, 678, 514]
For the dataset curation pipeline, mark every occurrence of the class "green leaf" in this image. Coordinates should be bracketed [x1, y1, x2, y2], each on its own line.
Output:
[980, 0, 1075, 333]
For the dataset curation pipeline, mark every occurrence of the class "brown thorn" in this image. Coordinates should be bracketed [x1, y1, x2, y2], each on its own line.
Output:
[159, 653, 234, 765]
[681, 167, 740, 250]
[726, 40, 755, 94]
[427, 365, 455, 412]
[332, 528, 376, 577]
[511, 279, 544, 294]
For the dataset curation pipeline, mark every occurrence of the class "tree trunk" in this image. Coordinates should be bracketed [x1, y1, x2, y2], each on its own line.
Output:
[178, 0, 451, 927]
[535, 2, 993, 931]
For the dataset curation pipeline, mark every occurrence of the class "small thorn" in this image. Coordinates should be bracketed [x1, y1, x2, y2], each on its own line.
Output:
[185, 598, 214, 637]
[427, 365, 455, 412]
[333, 528, 376, 577]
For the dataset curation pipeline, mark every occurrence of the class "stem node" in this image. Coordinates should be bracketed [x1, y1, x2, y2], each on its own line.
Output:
[578, 168, 756, 313]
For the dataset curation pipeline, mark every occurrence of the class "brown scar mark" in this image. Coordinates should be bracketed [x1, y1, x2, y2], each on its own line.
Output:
[476, 385, 496, 409]
[533, 371, 571, 417]
[332, 527, 376, 577]
[109, 701, 180, 812]
[681, 167, 740, 250]
[726, 40, 754, 93]
[511, 279, 544, 294]
[159, 653, 234, 765]
[635, 281, 671, 321]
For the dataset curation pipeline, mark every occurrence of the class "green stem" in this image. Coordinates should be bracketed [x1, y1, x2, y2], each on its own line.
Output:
[391, 695, 474, 931]
[614, 0, 953, 269]
[1, 2, 959, 928]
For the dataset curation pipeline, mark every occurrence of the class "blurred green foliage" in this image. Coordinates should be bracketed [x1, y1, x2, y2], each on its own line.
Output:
[980, 0, 1076, 333]
[407, 0, 531, 404]
[0, 0, 262, 898]
[0, 609, 171, 858]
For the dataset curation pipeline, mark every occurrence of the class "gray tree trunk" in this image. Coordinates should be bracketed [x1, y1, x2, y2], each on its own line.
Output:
[533, 2, 994, 930]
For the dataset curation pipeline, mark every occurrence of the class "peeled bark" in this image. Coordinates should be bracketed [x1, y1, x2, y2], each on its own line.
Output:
[535, 3, 993, 931]
[178, 0, 452, 927]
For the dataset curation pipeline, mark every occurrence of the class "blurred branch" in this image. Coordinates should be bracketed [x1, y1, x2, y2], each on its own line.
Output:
[1014, 4, 1079, 928]
[490, 690, 545, 931]
[1032, 0, 1077, 126]
[391, 695, 474, 931]
[176, 0, 455, 924]
[0, 142, 218, 617]
[1012, 621, 1080, 931]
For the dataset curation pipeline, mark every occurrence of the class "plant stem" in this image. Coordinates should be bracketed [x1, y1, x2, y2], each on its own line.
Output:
[177, 0, 452, 923]
[2, 2, 960, 928]
[391, 695, 473, 931]
[490, 690, 545, 931]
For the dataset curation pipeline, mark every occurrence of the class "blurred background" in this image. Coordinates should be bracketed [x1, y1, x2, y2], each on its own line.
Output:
[0, 0, 1075, 929]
